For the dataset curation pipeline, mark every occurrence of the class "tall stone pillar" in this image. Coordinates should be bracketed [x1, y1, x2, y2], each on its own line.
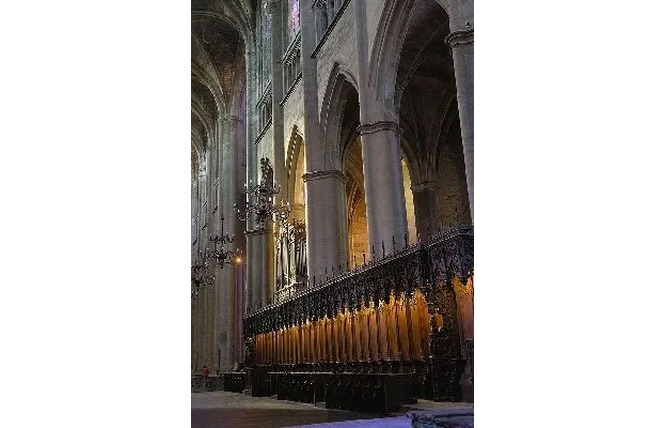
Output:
[352, 0, 408, 256]
[357, 122, 408, 257]
[411, 181, 440, 241]
[303, 170, 348, 281]
[222, 116, 241, 227]
[269, 0, 286, 189]
[244, 230, 257, 310]
[213, 116, 242, 371]
[262, 222, 275, 305]
[230, 116, 245, 366]
[245, 221, 273, 310]
[244, 49, 259, 316]
[208, 123, 221, 374]
[299, 2, 348, 281]
[202, 130, 224, 373]
[445, 28, 474, 223]
[244, 212, 274, 311]
[264, 0, 285, 308]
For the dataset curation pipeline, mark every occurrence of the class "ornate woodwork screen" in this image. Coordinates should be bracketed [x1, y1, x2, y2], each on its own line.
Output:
[245, 226, 473, 401]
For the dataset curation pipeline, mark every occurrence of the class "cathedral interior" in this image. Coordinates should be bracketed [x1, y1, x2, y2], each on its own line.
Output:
[191, 0, 474, 412]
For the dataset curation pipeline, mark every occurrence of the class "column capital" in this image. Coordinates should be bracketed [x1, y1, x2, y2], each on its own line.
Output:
[302, 169, 347, 183]
[245, 229, 265, 237]
[411, 181, 437, 193]
[445, 28, 474, 48]
[224, 115, 243, 124]
[356, 120, 400, 136]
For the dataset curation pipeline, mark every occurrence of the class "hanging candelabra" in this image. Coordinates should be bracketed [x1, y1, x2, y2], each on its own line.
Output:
[192, 212, 242, 300]
[235, 158, 291, 231]
[208, 215, 242, 267]
[191, 249, 215, 299]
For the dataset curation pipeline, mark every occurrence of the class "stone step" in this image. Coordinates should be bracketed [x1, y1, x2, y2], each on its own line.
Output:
[408, 409, 474, 428]
[400, 401, 474, 414]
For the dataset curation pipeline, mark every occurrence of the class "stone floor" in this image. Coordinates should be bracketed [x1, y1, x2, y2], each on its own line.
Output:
[192, 391, 383, 428]
[192, 391, 473, 428]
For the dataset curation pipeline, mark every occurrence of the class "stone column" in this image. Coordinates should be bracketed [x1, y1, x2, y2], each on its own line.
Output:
[230, 116, 245, 366]
[269, 0, 286, 189]
[245, 228, 274, 307]
[357, 121, 408, 257]
[198, 163, 207, 252]
[411, 181, 440, 241]
[245, 230, 255, 311]
[352, 0, 408, 256]
[303, 170, 348, 282]
[445, 28, 474, 223]
[300, 2, 349, 282]
[246, 221, 273, 310]
[244, 49, 259, 316]
[244, 215, 274, 310]
[244, 200, 274, 309]
[213, 116, 242, 371]
[210, 121, 224, 374]
[300, 0, 320, 174]
[222, 117, 241, 230]
[266, 0, 285, 309]
[200, 133, 221, 373]
[263, 222, 275, 305]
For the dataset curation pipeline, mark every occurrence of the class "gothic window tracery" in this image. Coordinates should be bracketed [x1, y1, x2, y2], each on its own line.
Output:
[314, 0, 347, 42]
[290, 0, 300, 34]
[283, 43, 301, 94]
[258, 90, 272, 132]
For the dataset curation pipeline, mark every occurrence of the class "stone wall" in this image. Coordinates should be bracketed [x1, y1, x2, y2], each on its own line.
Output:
[315, 2, 360, 115]
[282, 82, 305, 170]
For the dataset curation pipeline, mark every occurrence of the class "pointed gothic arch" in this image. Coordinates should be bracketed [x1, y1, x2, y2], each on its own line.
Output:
[369, 0, 451, 119]
[285, 125, 306, 221]
[319, 63, 360, 171]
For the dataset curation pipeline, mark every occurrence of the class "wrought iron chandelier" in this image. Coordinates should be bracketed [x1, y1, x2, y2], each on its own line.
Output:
[235, 158, 291, 231]
[191, 253, 214, 299]
[191, 214, 241, 300]
[207, 214, 239, 266]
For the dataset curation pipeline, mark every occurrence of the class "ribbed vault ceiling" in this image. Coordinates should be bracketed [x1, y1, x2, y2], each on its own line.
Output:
[191, 14, 243, 106]
[397, 0, 459, 184]
[191, 0, 253, 179]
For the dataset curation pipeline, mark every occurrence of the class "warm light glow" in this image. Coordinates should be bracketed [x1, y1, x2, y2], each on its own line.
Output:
[234, 256, 242, 265]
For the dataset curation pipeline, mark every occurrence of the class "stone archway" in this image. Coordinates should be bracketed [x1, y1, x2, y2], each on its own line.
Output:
[286, 125, 306, 222]
[391, 0, 471, 239]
